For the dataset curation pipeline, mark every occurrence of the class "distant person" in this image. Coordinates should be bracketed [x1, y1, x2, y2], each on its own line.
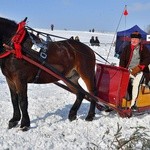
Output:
[94, 36, 100, 46]
[46, 35, 52, 42]
[92, 28, 95, 32]
[70, 36, 74, 40]
[51, 24, 54, 31]
[36, 32, 40, 38]
[90, 36, 95, 46]
[75, 36, 80, 42]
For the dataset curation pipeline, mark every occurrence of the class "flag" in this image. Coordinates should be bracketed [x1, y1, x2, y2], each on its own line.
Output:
[123, 5, 128, 16]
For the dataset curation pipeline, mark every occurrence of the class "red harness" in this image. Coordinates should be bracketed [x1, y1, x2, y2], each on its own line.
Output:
[0, 50, 12, 59]
[0, 19, 26, 59]
[11, 19, 26, 58]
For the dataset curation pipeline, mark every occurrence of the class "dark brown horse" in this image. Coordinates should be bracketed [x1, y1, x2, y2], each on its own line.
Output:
[0, 17, 97, 131]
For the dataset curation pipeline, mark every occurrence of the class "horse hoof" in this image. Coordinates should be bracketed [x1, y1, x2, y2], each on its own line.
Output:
[68, 115, 77, 121]
[20, 126, 30, 132]
[105, 108, 113, 112]
[68, 111, 77, 121]
[8, 121, 19, 129]
[85, 115, 94, 121]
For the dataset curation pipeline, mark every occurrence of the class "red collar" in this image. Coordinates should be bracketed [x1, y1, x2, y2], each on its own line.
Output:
[11, 19, 26, 58]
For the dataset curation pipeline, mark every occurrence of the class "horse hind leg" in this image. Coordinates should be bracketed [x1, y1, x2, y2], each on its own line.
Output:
[65, 70, 85, 121]
[80, 72, 97, 121]
[85, 81, 97, 121]
[69, 92, 85, 121]
[69, 80, 96, 121]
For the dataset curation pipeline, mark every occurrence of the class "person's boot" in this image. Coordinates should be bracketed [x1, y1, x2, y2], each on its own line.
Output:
[131, 104, 138, 111]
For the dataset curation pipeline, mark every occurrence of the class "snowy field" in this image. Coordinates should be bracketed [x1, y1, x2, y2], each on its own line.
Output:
[0, 29, 150, 150]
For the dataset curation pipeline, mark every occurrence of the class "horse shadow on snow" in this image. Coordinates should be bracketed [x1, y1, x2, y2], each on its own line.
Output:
[30, 102, 117, 129]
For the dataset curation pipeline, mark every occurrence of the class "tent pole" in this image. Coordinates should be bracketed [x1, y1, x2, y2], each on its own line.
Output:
[105, 6, 125, 64]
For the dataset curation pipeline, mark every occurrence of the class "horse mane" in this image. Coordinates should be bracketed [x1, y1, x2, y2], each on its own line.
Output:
[0, 17, 18, 53]
[0, 17, 17, 37]
[0, 17, 17, 26]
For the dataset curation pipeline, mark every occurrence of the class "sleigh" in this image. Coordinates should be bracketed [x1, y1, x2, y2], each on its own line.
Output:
[95, 63, 150, 117]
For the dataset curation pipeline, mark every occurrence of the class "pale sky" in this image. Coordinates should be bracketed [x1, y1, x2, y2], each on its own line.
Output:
[0, 0, 150, 32]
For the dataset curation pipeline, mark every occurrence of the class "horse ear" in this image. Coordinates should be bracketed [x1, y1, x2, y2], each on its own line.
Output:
[23, 17, 28, 22]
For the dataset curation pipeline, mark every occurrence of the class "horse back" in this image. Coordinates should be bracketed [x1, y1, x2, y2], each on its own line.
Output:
[47, 40, 95, 69]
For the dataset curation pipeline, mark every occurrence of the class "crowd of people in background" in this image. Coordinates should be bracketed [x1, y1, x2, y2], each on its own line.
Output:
[50, 25, 100, 46]
[90, 36, 100, 46]
[89, 28, 95, 32]
[70, 35, 100, 46]
[75, 36, 80, 42]
[70, 36, 80, 42]
[50, 24, 100, 46]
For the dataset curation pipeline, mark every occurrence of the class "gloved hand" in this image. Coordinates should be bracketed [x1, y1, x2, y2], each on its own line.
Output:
[131, 66, 141, 76]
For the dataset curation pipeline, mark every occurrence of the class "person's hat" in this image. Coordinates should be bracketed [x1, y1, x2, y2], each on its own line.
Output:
[130, 31, 142, 39]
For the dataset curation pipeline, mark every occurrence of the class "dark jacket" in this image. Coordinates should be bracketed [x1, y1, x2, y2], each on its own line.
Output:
[94, 37, 100, 46]
[90, 37, 95, 46]
[119, 43, 150, 83]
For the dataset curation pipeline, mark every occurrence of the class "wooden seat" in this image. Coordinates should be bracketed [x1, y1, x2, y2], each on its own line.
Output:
[122, 85, 150, 107]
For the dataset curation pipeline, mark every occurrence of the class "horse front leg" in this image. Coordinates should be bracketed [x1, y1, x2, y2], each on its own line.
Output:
[17, 84, 30, 131]
[8, 88, 21, 129]
[6, 79, 21, 129]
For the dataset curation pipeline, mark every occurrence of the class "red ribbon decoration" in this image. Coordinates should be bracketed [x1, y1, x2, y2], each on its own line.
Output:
[123, 6, 128, 16]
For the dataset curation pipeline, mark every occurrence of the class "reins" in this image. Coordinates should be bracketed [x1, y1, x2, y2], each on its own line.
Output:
[26, 26, 68, 40]
[26, 26, 110, 64]
[0, 50, 12, 59]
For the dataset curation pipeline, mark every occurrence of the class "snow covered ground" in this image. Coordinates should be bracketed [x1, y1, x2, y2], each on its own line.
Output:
[0, 29, 150, 150]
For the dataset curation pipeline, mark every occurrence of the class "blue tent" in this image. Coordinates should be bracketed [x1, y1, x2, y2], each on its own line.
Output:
[115, 25, 150, 58]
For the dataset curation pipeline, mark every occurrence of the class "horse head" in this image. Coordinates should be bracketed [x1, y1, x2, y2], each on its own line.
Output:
[0, 17, 18, 44]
